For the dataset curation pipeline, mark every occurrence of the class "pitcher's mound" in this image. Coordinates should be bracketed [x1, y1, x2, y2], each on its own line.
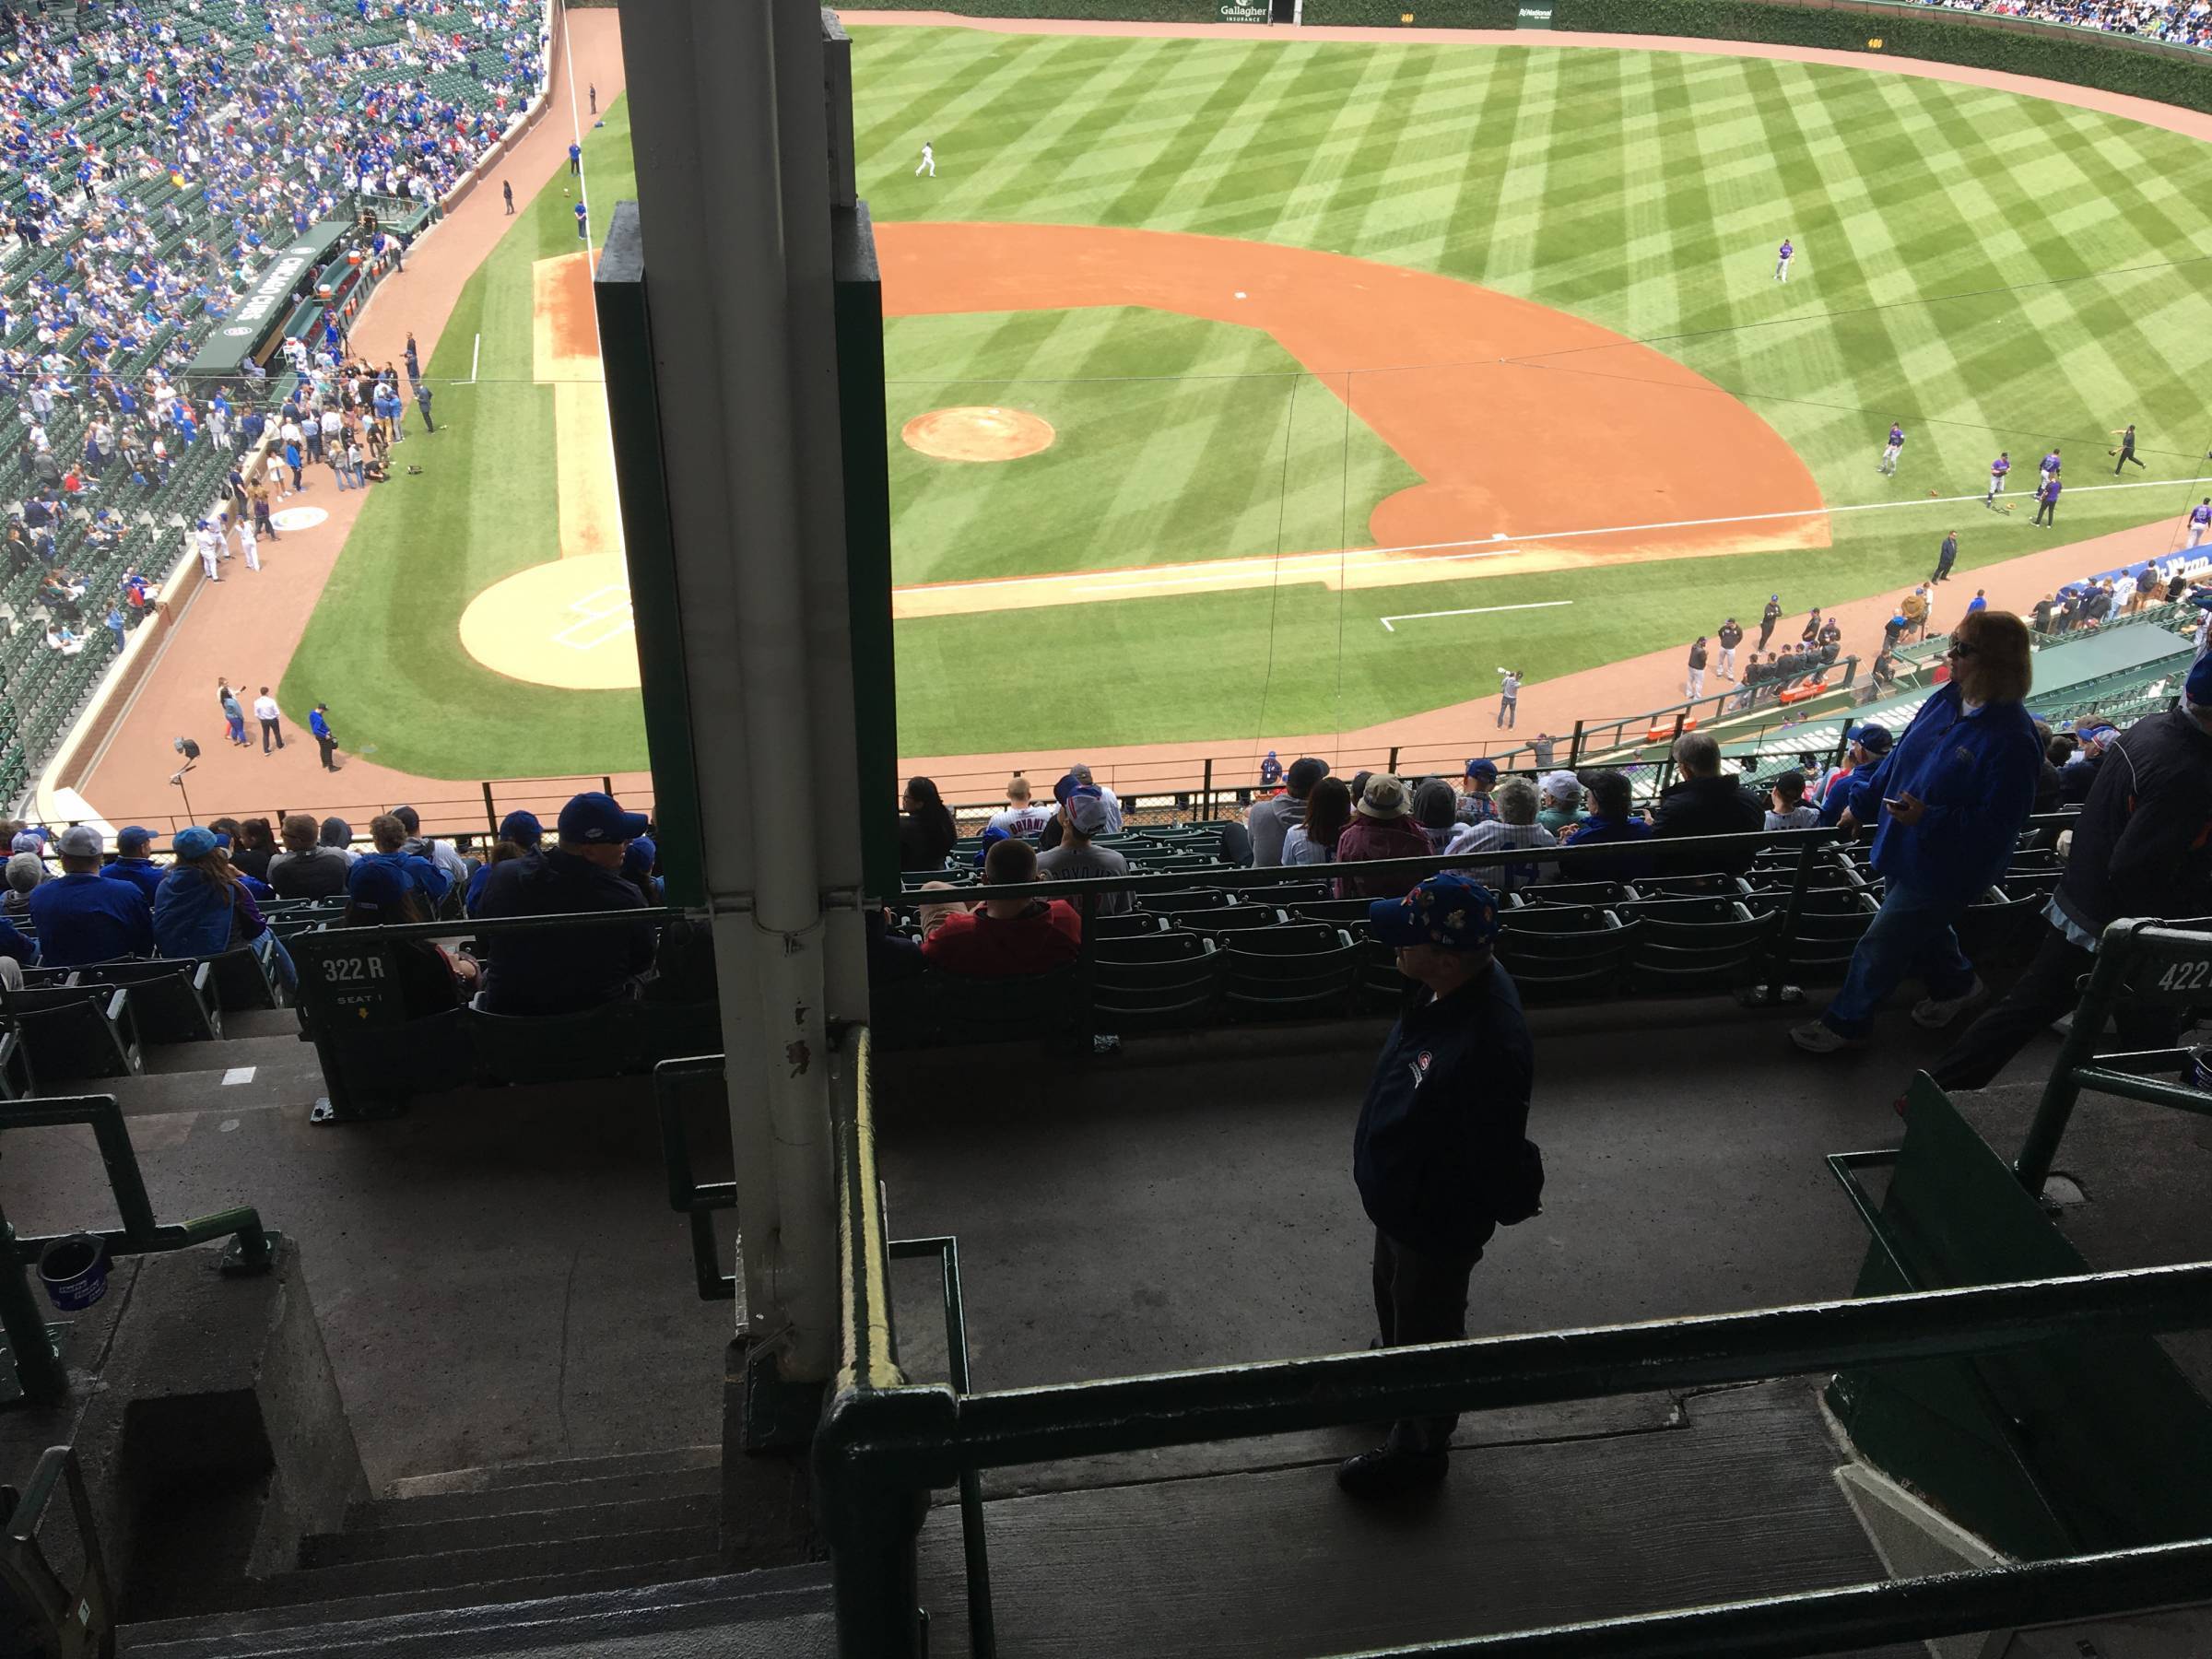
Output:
[902, 406, 1054, 463]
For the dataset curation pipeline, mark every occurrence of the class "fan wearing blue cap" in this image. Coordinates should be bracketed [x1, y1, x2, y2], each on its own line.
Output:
[1814, 724, 1891, 827]
[1339, 870, 1536, 1502]
[472, 792, 657, 1016]
[1925, 653, 2212, 1094]
[101, 825, 167, 905]
[464, 810, 543, 916]
[28, 823, 154, 969]
[1456, 758, 1499, 826]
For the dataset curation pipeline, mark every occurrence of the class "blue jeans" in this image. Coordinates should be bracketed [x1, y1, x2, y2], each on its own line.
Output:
[1821, 881, 1976, 1040]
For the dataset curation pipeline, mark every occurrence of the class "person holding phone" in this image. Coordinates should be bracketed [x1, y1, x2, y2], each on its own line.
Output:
[1791, 608, 2042, 1053]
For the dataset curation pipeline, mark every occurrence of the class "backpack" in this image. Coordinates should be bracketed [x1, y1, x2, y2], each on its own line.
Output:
[1481, 1136, 1546, 1226]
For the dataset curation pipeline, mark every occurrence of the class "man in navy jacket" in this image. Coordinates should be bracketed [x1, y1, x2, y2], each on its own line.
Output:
[1341, 872, 1533, 1500]
[1794, 610, 2041, 1051]
[474, 793, 655, 1016]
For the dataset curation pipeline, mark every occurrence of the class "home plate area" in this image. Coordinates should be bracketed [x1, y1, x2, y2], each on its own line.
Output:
[457, 550, 640, 690]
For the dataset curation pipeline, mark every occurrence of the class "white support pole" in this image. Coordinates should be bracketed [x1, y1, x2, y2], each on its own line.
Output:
[616, 0, 865, 1382]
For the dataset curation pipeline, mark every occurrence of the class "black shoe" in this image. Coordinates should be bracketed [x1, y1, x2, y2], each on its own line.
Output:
[1335, 1446, 1447, 1500]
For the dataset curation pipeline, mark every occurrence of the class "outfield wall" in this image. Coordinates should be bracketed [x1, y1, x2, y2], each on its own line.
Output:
[840, 0, 2212, 113]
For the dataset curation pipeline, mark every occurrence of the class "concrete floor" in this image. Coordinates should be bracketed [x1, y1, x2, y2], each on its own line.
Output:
[873, 994, 2003, 1394]
[3, 1034, 734, 1492]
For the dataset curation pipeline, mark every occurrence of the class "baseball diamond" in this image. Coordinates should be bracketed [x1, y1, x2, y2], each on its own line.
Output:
[57, 7, 2212, 808]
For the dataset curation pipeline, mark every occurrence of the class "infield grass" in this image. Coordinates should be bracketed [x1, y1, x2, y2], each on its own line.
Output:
[278, 97, 642, 779]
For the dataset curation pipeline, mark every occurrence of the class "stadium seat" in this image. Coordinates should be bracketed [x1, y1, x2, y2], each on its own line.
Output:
[1615, 899, 1779, 995]
[1748, 887, 1877, 986]
[0, 1029, 28, 1100]
[1092, 933, 1225, 1035]
[1515, 880, 1630, 910]
[1190, 905, 1291, 935]
[206, 939, 282, 1011]
[68, 960, 220, 1042]
[1089, 912, 1168, 941]
[1, 983, 141, 1084]
[1626, 873, 1751, 902]
[1222, 929, 1361, 1021]
[1494, 906, 1637, 1003]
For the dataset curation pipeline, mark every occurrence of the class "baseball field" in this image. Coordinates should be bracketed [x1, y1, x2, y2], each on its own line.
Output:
[285, 20, 2212, 778]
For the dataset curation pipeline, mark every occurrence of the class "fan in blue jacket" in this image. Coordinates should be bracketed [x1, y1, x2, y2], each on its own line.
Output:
[1794, 610, 2042, 1051]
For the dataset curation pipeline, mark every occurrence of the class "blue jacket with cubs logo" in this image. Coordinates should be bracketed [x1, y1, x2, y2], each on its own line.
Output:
[1841, 682, 2041, 896]
[1352, 961, 1533, 1259]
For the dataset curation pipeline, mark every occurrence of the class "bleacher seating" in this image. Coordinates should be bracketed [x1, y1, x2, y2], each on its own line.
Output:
[0, 0, 548, 794]
[877, 820, 2078, 1047]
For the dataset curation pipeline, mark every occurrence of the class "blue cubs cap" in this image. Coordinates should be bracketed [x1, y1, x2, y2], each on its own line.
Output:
[1464, 758, 1498, 782]
[557, 791, 648, 844]
[1848, 724, 1892, 755]
[346, 857, 410, 912]
[622, 835, 657, 876]
[173, 826, 217, 859]
[2077, 723, 2118, 745]
[116, 825, 153, 853]
[2188, 653, 2212, 709]
[497, 810, 542, 847]
[1367, 871, 1503, 951]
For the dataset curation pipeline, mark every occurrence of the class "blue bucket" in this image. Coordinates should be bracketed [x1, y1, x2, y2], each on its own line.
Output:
[2191, 1048, 2212, 1094]
[38, 1233, 110, 1312]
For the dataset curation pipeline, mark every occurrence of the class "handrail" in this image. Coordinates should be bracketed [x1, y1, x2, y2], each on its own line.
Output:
[815, 1257, 2212, 1657]
[0, 1444, 112, 1658]
[0, 1095, 278, 1407]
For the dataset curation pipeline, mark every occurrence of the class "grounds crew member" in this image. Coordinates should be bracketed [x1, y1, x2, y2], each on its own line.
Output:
[1340, 871, 1540, 1501]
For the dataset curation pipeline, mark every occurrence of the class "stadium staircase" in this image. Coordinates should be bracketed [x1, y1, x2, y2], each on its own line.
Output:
[113, 1449, 831, 1657]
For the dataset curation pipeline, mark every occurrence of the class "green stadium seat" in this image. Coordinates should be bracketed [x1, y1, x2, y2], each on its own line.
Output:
[1495, 906, 1637, 1003]
[1222, 928, 1361, 1021]
[1, 983, 141, 1084]
[68, 960, 220, 1042]
[1093, 933, 1224, 1036]
[1616, 899, 1779, 995]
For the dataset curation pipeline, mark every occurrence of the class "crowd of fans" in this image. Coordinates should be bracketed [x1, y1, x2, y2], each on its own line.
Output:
[0, 0, 547, 787]
[1914, 0, 2212, 49]
[0, 787, 688, 1019]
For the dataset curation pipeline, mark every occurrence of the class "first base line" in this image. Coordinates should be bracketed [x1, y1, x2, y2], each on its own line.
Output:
[1381, 599, 1573, 632]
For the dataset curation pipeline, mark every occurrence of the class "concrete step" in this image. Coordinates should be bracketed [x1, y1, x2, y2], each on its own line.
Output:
[347, 1457, 723, 1526]
[119, 1560, 822, 1656]
[301, 1488, 718, 1567]
[384, 1440, 719, 1497]
[262, 1523, 717, 1606]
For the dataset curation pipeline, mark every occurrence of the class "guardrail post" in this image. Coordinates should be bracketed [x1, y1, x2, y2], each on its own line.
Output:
[1200, 758, 1213, 824]
[1749, 828, 1822, 1007]
[0, 1218, 67, 1406]
[1386, 745, 1399, 776]
[482, 781, 499, 840]
[1568, 719, 1583, 768]
[2016, 939, 2134, 1196]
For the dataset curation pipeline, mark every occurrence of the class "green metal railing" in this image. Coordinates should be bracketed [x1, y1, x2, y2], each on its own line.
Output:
[0, 1096, 278, 1408]
[2016, 919, 2212, 1195]
[816, 1016, 2212, 1656]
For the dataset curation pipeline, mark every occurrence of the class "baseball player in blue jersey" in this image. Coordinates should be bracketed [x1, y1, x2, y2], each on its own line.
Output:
[1879, 422, 1904, 475]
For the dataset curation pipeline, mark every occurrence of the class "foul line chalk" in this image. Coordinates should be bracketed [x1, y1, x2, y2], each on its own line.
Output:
[1381, 599, 1572, 633]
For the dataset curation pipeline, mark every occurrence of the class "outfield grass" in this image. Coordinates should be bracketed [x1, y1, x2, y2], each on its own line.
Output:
[887, 307, 1417, 580]
[858, 30, 2212, 752]
[277, 98, 643, 780]
[288, 36, 2212, 771]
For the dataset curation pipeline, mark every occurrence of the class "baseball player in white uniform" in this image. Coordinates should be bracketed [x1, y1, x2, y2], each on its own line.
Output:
[915, 140, 935, 178]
